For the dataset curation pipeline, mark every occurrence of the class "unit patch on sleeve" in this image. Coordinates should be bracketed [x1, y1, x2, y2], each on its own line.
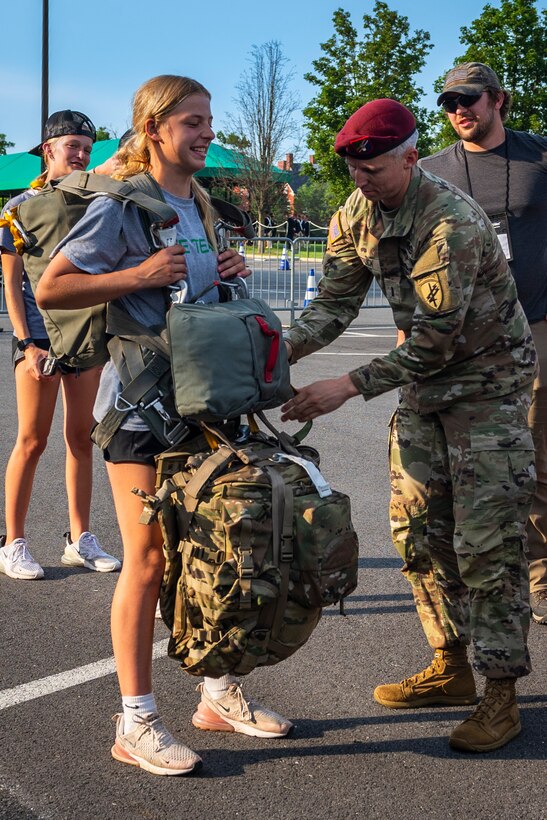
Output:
[327, 211, 345, 248]
[415, 273, 446, 312]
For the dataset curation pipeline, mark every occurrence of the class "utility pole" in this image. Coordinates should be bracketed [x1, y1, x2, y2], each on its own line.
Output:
[41, 0, 49, 170]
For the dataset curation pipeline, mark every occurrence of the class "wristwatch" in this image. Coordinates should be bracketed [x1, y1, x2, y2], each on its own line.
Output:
[16, 337, 34, 352]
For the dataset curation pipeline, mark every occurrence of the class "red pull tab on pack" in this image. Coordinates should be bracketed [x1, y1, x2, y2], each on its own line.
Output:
[255, 316, 279, 383]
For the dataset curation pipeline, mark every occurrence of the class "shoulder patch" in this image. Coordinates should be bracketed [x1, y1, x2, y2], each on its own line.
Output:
[328, 211, 344, 247]
[415, 273, 446, 312]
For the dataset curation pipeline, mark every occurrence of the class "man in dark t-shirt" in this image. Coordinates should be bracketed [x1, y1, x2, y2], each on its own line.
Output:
[420, 61, 547, 625]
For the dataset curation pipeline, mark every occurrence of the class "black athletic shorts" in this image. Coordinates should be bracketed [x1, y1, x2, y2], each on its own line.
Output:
[101, 426, 164, 466]
[100, 418, 240, 466]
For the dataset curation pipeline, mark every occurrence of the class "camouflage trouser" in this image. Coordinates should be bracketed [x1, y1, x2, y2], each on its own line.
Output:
[389, 390, 535, 678]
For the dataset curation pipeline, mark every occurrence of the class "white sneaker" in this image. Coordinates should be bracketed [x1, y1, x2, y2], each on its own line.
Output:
[155, 600, 162, 619]
[0, 538, 44, 580]
[62, 531, 121, 573]
[192, 682, 293, 737]
[111, 713, 202, 776]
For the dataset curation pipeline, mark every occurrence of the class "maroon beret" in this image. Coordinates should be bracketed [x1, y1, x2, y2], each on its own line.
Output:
[335, 99, 417, 159]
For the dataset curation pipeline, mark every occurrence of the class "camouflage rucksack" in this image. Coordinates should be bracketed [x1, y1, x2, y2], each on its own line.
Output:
[135, 416, 359, 678]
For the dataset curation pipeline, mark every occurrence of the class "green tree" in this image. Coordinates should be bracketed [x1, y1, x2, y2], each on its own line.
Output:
[303, 4, 434, 201]
[218, 40, 300, 225]
[431, 0, 547, 151]
[95, 126, 113, 141]
[215, 131, 251, 152]
[0, 133, 14, 154]
[294, 179, 338, 229]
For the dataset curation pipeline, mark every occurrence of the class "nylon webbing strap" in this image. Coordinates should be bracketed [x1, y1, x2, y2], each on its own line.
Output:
[91, 302, 175, 449]
[182, 447, 235, 514]
[55, 171, 177, 223]
[91, 353, 173, 449]
[237, 518, 254, 610]
[265, 466, 293, 640]
[106, 303, 170, 360]
[192, 627, 221, 643]
[255, 411, 312, 454]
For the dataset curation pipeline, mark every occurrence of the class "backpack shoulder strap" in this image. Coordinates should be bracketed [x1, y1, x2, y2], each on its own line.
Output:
[54, 171, 176, 224]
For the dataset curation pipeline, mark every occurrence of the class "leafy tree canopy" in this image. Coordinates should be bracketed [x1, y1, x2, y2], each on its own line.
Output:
[0, 133, 14, 155]
[303, 3, 434, 201]
[95, 126, 113, 141]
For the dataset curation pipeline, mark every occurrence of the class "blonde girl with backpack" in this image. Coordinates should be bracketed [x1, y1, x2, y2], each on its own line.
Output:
[37, 76, 293, 777]
[0, 111, 121, 581]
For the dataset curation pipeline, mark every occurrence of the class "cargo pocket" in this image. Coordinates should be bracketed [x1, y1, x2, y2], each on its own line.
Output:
[470, 424, 535, 511]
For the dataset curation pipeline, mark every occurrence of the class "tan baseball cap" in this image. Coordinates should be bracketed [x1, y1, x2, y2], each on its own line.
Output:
[437, 62, 501, 105]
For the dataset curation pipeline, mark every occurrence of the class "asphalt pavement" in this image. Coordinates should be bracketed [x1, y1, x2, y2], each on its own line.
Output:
[0, 311, 545, 820]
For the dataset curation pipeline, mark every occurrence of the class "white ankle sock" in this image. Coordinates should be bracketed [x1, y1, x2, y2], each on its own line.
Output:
[203, 675, 236, 700]
[122, 693, 158, 734]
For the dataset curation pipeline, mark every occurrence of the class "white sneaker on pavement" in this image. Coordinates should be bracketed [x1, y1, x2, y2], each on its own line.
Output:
[192, 682, 293, 737]
[0, 538, 44, 580]
[62, 531, 121, 573]
[111, 713, 202, 776]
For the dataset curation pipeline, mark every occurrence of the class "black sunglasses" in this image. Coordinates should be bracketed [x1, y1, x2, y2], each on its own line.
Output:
[441, 93, 483, 113]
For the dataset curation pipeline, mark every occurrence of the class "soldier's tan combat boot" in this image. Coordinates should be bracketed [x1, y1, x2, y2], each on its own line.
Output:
[449, 678, 521, 752]
[373, 647, 477, 709]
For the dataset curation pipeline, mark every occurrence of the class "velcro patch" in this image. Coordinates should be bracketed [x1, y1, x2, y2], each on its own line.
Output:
[328, 212, 344, 247]
[415, 272, 446, 312]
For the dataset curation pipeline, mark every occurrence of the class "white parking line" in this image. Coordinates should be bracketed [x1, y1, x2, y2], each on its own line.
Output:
[0, 639, 169, 711]
[341, 332, 394, 338]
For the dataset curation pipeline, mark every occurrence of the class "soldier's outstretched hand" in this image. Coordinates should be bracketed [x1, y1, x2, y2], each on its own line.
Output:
[281, 375, 359, 422]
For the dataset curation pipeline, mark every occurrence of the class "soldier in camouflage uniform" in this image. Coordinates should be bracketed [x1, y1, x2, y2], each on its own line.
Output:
[281, 99, 536, 753]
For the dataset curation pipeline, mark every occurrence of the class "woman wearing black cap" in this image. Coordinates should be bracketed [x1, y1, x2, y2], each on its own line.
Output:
[0, 110, 121, 581]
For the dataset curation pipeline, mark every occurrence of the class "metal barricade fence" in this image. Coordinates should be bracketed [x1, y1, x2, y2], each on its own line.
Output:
[230, 236, 388, 323]
[0, 238, 389, 320]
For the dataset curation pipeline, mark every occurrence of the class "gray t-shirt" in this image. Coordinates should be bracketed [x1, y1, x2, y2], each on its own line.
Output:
[0, 190, 48, 339]
[420, 130, 547, 323]
[55, 187, 219, 430]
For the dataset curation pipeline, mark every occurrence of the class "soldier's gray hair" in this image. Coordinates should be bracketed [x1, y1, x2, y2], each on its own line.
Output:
[387, 131, 418, 158]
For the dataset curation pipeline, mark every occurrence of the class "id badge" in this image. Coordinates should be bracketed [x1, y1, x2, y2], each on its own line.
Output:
[488, 212, 513, 262]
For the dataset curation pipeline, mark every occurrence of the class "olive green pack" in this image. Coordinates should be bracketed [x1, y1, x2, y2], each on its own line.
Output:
[10, 171, 177, 368]
[168, 297, 293, 421]
[136, 417, 359, 678]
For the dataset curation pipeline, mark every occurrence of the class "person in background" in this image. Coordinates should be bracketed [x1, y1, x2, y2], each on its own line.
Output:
[420, 62, 547, 626]
[0, 110, 121, 580]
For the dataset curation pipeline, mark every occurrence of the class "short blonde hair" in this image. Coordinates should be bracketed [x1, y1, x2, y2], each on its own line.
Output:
[115, 75, 216, 248]
[30, 136, 63, 188]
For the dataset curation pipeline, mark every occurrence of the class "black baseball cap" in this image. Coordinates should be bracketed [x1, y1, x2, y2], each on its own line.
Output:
[29, 110, 97, 156]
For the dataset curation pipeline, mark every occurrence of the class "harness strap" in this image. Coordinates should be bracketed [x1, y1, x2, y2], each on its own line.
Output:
[54, 171, 177, 224]
[91, 352, 174, 449]
[92, 302, 186, 450]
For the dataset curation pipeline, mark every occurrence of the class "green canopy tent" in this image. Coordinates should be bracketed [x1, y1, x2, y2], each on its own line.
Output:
[0, 139, 288, 198]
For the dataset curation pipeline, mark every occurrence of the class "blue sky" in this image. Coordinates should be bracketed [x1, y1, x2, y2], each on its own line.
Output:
[2, 0, 546, 156]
